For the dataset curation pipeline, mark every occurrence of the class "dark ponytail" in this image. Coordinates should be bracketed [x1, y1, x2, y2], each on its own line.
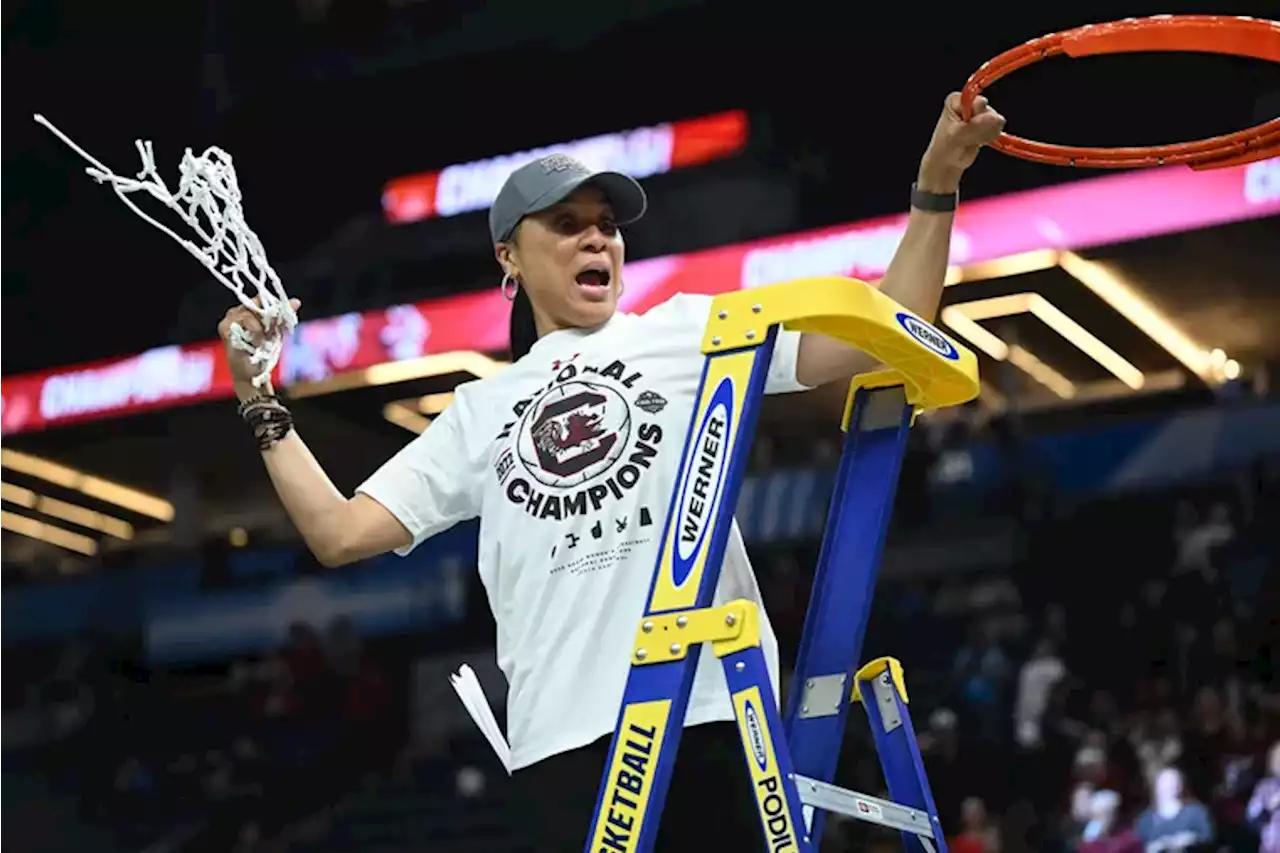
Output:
[509, 283, 538, 361]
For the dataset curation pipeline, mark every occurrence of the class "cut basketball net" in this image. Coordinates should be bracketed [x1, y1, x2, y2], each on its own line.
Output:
[33, 114, 296, 388]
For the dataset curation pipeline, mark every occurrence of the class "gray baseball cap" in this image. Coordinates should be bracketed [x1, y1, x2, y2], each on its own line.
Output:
[488, 153, 648, 243]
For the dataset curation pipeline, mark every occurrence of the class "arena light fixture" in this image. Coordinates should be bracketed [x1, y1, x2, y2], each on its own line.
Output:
[1208, 348, 1242, 381]
[937, 310, 1010, 361]
[1005, 345, 1078, 399]
[0, 481, 134, 540]
[939, 307, 1076, 399]
[942, 249, 1237, 386]
[417, 392, 455, 416]
[947, 293, 1145, 390]
[384, 391, 456, 433]
[1, 509, 98, 556]
[1074, 368, 1185, 404]
[977, 368, 1185, 415]
[943, 249, 1060, 286]
[1056, 252, 1230, 384]
[0, 448, 175, 522]
[382, 402, 432, 435]
[978, 381, 1009, 411]
[290, 351, 507, 398]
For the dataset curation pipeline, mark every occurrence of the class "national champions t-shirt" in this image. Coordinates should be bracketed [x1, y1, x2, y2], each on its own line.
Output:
[358, 293, 810, 770]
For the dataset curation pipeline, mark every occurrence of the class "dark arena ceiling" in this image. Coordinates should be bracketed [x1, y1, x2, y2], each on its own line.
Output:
[2, 0, 1278, 570]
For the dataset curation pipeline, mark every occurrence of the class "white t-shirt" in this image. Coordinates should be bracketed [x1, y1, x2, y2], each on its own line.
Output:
[358, 293, 810, 770]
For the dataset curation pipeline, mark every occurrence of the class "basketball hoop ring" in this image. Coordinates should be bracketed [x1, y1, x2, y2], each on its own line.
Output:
[961, 15, 1280, 170]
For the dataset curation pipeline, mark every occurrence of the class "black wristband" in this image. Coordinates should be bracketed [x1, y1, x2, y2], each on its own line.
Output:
[910, 182, 959, 213]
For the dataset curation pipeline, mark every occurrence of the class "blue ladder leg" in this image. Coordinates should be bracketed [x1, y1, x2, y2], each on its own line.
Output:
[583, 333, 776, 853]
[781, 383, 913, 839]
[856, 657, 948, 853]
[580, 277, 981, 851]
[717, 602, 814, 853]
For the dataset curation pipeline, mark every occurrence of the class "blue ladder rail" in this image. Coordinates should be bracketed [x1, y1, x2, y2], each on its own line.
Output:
[581, 277, 978, 852]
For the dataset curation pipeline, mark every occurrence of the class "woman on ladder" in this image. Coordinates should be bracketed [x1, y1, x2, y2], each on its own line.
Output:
[219, 93, 1004, 851]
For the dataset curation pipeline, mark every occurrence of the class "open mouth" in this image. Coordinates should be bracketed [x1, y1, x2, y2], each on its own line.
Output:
[575, 268, 612, 290]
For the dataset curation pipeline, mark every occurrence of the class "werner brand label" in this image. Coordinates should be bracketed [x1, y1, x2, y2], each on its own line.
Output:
[671, 376, 733, 585]
[743, 699, 769, 771]
[733, 687, 800, 852]
[896, 312, 960, 361]
[647, 347, 755, 614]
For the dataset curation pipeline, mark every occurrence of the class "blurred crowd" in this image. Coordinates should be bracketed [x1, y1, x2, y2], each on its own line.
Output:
[4, 436, 1277, 853]
[5, 617, 402, 853]
[754, 447, 1278, 853]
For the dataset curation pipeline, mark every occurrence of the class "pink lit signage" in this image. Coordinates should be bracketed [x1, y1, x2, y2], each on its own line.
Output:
[4, 158, 1276, 436]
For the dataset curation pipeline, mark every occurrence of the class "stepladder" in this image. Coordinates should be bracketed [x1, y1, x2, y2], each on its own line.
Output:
[583, 277, 981, 853]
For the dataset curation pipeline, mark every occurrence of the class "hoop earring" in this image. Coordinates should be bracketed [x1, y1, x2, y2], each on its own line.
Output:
[501, 273, 519, 302]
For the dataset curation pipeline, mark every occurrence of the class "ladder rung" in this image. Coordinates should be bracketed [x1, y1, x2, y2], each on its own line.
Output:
[794, 775, 937, 841]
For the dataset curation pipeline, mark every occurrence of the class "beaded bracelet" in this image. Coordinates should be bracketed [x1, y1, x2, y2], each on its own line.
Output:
[238, 394, 294, 451]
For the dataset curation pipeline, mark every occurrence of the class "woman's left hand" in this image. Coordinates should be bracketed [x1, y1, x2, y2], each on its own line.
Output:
[917, 92, 1007, 193]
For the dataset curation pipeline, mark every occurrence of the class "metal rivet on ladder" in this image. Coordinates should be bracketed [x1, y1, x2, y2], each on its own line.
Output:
[676, 615, 687, 628]
[642, 620, 653, 633]
[745, 330, 756, 340]
[752, 304, 762, 313]
[801, 705, 808, 714]
[636, 649, 647, 660]
[735, 662, 744, 672]
[725, 614, 736, 626]
[669, 643, 681, 654]
[805, 679, 814, 689]
[717, 310, 728, 320]
[711, 336, 722, 346]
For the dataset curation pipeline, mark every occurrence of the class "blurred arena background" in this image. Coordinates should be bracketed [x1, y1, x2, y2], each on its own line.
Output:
[3, 1, 1279, 851]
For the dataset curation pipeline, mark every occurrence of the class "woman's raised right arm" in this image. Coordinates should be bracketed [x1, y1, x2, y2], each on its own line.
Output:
[221, 300, 412, 567]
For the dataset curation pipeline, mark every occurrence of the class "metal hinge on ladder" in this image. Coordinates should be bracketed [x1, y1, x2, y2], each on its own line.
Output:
[795, 776, 938, 851]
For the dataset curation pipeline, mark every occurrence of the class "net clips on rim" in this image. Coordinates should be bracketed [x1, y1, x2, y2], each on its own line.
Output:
[961, 15, 1280, 170]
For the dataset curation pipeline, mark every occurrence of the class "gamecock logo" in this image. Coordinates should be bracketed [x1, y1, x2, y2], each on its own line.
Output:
[517, 381, 631, 488]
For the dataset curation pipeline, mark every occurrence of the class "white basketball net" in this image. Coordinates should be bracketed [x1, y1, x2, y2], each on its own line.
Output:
[33, 114, 297, 389]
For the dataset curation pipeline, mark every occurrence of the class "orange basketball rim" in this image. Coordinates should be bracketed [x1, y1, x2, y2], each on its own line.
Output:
[961, 15, 1280, 170]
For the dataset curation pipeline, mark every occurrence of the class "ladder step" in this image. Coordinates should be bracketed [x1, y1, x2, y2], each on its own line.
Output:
[794, 775, 937, 841]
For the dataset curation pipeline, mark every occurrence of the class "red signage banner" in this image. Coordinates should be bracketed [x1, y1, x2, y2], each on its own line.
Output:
[4, 157, 1277, 436]
[381, 110, 750, 225]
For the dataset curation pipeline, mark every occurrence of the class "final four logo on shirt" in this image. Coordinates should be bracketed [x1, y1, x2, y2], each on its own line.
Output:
[494, 357, 668, 522]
